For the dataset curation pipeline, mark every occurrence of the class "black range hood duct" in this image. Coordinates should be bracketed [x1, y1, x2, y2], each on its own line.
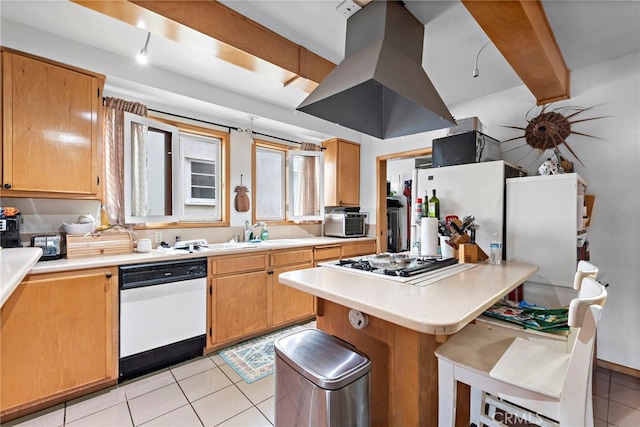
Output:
[296, 1, 456, 139]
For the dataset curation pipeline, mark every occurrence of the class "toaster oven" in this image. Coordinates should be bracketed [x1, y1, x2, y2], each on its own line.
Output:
[324, 212, 368, 238]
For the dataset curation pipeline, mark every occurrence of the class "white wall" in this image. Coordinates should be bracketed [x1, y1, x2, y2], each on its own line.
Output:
[359, 52, 640, 370]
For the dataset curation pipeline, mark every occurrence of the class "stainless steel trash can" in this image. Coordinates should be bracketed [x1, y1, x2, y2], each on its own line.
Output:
[274, 328, 371, 427]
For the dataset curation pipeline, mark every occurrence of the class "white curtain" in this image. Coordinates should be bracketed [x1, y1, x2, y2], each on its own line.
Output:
[131, 123, 148, 217]
[294, 142, 322, 218]
[102, 97, 147, 224]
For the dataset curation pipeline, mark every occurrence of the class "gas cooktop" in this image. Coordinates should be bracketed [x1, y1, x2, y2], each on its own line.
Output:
[319, 255, 477, 286]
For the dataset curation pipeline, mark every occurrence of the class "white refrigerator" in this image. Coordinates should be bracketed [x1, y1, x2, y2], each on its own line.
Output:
[412, 160, 508, 256]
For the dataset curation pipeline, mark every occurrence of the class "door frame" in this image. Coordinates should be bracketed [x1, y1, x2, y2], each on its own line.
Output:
[375, 147, 432, 253]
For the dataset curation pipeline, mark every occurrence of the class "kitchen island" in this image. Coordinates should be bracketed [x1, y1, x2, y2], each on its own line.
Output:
[279, 261, 538, 427]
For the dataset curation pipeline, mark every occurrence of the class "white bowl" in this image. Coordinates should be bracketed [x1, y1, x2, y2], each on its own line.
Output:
[62, 222, 95, 235]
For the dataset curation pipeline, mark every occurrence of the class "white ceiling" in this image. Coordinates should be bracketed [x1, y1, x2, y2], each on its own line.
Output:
[1, 0, 639, 139]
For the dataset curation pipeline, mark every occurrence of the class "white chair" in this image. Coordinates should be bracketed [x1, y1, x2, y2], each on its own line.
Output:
[435, 276, 607, 427]
[574, 260, 598, 291]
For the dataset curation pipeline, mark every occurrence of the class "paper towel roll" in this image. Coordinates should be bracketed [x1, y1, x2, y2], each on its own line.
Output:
[420, 217, 439, 257]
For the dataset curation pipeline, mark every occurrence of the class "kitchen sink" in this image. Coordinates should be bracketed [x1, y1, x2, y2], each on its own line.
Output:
[205, 239, 303, 251]
[205, 242, 258, 251]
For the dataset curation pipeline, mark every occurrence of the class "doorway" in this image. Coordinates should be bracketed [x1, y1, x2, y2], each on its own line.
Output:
[375, 148, 432, 253]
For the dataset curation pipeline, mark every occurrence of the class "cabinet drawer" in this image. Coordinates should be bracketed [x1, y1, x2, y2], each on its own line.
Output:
[314, 245, 341, 261]
[341, 241, 376, 258]
[210, 253, 268, 275]
[271, 249, 313, 268]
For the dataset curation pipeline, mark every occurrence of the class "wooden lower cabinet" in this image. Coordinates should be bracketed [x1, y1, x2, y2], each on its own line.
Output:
[212, 270, 269, 343]
[208, 248, 315, 350]
[340, 239, 377, 258]
[0, 267, 118, 421]
[271, 263, 314, 327]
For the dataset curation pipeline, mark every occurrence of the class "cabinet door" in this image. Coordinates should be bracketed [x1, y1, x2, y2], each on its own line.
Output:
[213, 271, 268, 344]
[323, 139, 360, 206]
[341, 240, 377, 258]
[1, 51, 103, 196]
[0, 269, 116, 413]
[271, 262, 315, 327]
[337, 140, 360, 206]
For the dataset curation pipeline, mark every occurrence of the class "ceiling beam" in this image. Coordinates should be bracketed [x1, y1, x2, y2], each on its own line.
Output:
[71, 0, 336, 93]
[461, 0, 570, 104]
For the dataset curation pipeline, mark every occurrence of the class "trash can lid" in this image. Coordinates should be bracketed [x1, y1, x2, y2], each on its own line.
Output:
[275, 329, 371, 390]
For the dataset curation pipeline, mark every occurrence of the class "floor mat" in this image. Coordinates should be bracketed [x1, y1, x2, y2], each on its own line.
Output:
[218, 325, 306, 383]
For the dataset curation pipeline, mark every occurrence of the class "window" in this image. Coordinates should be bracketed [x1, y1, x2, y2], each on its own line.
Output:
[255, 145, 286, 221]
[253, 139, 323, 223]
[123, 113, 229, 226]
[179, 132, 223, 221]
[124, 113, 179, 224]
[187, 159, 216, 205]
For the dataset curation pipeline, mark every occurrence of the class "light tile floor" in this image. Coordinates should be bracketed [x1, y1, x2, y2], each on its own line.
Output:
[5, 344, 640, 426]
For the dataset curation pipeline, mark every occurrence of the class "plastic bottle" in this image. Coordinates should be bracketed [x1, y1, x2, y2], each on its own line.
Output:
[260, 224, 269, 241]
[428, 189, 440, 219]
[415, 198, 423, 222]
[490, 233, 503, 265]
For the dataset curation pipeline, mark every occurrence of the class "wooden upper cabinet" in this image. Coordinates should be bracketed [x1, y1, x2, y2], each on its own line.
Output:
[322, 138, 360, 207]
[1, 48, 104, 198]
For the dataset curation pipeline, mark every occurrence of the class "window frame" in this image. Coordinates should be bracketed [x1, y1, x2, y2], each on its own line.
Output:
[184, 157, 217, 206]
[136, 115, 230, 228]
[251, 139, 324, 225]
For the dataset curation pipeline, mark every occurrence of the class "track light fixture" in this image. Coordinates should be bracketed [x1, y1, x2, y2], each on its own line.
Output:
[137, 32, 151, 64]
[473, 41, 490, 78]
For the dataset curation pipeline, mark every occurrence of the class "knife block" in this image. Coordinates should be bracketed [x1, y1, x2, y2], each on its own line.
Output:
[459, 243, 479, 263]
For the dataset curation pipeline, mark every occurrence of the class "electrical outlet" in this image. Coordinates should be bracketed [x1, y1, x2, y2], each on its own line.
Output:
[154, 231, 163, 243]
[284, 227, 292, 236]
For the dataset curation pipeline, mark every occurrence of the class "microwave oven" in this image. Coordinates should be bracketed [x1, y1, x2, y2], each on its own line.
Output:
[324, 212, 368, 238]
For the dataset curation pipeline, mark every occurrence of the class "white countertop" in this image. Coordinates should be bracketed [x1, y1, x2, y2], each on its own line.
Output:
[1, 236, 375, 306]
[279, 261, 538, 336]
[27, 236, 375, 275]
[1, 247, 43, 308]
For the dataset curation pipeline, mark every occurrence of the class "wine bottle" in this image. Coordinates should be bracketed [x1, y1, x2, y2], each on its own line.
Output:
[422, 192, 429, 217]
[428, 189, 440, 219]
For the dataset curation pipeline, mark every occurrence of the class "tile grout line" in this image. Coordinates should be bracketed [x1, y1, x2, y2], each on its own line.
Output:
[169, 363, 206, 427]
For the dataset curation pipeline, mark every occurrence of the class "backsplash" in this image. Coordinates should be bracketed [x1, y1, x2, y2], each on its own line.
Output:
[3, 198, 322, 247]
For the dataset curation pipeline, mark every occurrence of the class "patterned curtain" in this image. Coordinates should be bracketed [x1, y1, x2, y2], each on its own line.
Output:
[294, 142, 322, 218]
[103, 97, 148, 224]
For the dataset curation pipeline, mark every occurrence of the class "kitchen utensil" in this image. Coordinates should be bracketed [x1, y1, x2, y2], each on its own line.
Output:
[62, 222, 95, 235]
[1, 207, 19, 217]
[135, 239, 152, 253]
[77, 213, 95, 224]
[367, 253, 417, 271]
[460, 215, 475, 232]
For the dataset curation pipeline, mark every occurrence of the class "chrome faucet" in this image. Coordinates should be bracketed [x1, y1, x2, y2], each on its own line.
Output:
[244, 221, 265, 242]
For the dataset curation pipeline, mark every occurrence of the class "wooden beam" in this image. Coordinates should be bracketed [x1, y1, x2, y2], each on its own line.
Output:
[71, 0, 335, 92]
[461, 0, 570, 104]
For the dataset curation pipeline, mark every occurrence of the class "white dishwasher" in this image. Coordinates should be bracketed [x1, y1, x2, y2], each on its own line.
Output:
[119, 258, 207, 382]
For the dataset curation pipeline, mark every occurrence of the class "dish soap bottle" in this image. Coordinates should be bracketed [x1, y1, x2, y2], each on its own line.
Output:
[428, 189, 440, 219]
[260, 224, 269, 241]
[100, 204, 109, 227]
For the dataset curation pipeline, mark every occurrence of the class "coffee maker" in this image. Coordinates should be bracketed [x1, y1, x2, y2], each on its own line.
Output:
[1, 212, 22, 248]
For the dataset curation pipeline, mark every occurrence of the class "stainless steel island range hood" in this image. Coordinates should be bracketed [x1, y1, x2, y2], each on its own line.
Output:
[297, 1, 456, 139]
